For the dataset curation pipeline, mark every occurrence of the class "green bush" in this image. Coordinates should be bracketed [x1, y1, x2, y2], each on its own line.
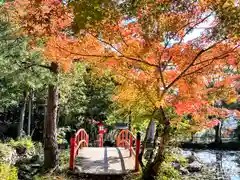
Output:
[57, 127, 70, 145]
[0, 143, 14, 163]
[0, 163, 18, 180]
[9, 137, 34, 151]
[59, 150, 70, 169]
[158, 161, 182, 180]
[34, 142, 43, 155]
[157, 149, 187, 180]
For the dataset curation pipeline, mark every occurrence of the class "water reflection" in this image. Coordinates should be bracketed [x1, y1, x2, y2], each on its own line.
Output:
[182, 150, 240, 180]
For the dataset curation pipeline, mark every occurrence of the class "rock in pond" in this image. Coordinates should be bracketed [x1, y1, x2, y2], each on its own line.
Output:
[187, 161, 203, 172]
[180, 167, 189, 175]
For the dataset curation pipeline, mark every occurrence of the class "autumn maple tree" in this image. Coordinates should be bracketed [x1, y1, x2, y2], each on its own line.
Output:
[68, 1, 239, 179]
[64, 1, 240, 178]
[6, 0, 240, 178]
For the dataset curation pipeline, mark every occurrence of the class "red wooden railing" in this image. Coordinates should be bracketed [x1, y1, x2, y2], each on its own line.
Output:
[69, 128, 89, 170]
[116, 130, 141, 172]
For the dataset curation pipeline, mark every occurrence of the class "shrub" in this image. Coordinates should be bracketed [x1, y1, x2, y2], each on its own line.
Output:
[0, 163, 18, 180]
[0, 143, 15, 164]
[59, 150, 70, 169]
[57, 127, 70, 145]
[34, 142, 43, 155]
[9, 137, 34, 151]
[157, 148, 187, 180]
[158, 161, 182, 180]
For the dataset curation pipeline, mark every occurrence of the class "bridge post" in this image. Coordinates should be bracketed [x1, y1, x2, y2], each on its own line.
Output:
[69, 136, 75, 170]
[86, 134, 89, 146]
[135, 132, 141, 172]
[129, 135, 133, 157]
[99, 134, 103, 147]
[116, 135, 119, 146]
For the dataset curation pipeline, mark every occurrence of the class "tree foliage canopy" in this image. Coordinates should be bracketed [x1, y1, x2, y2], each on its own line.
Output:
[4, 0, 239, 130]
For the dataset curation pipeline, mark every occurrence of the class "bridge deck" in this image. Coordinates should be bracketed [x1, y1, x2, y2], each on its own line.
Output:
[75, 147, 135, 175]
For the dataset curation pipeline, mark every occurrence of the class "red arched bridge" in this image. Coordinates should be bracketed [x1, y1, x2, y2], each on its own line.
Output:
[69, 129, 141, 174]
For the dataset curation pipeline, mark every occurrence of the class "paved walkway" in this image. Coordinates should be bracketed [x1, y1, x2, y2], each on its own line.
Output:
[75, 147, 135, 175]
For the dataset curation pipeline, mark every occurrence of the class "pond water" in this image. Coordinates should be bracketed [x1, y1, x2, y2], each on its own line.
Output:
[182, 150, 240, 180]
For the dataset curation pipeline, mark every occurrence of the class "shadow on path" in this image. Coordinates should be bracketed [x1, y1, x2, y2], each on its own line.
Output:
[104, 147, 108, 173]
[116, 147, 126, 172]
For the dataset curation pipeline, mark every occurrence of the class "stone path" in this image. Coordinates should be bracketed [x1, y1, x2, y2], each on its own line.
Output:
[75, 147, 135, 175]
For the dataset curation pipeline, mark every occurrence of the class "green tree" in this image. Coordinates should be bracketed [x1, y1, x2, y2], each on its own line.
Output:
[58, 64, 116, 141]
[0, 9, 52, 137]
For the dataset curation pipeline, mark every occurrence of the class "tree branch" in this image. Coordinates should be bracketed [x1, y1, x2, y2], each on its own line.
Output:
[159, 42, 221, 100]
[21, 61, 51, 70]
[182, 59, 216, 77]
[155, 14, 213, 89]
[177, 13, 213, 45]
[158, 66, 166, 90]
[52, 38, 159, 68]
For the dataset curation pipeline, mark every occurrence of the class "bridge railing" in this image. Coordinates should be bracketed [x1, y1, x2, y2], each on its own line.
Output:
[116, 130, 141, 172]
[69, 128, 89, 170]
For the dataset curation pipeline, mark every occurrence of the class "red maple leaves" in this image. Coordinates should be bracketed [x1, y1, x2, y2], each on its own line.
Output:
[174, 100, 208, 115]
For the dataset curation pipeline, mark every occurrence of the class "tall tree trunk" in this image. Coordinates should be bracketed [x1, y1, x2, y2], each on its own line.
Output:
[143, 106, 171, 180]
[27, 89, 33, 136]
[44, 62, 59, 169]
[219, 122, 222, 140]
[214, 122, 222, 144]
[190, 132, 194, 142]
[56, 105, 60, 126]
[18, 91, 28, 138]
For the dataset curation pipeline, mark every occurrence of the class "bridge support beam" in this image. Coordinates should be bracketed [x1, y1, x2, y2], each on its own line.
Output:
[99, 134, 103, 147]
[69, 137, 75, 170]
[135, 132, 141, 172]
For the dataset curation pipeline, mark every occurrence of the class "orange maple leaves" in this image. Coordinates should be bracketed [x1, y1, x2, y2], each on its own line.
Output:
[5, 0, 240, 131]
[174, 100, 208, 115]
[6, 0, 72, 36]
